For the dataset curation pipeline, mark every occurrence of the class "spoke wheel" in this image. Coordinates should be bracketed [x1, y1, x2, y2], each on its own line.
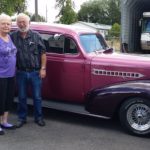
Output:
[127, 103, 150, 131]
[119, 98, 150, 136]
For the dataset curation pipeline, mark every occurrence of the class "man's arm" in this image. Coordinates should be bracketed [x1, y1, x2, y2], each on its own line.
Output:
[40, 53, 47, 78]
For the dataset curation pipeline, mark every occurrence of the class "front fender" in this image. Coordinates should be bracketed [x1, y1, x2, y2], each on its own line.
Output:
[85, 80, 150, 118]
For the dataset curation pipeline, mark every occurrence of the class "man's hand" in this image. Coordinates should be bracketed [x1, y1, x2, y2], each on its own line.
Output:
[40, 69, 46, 78]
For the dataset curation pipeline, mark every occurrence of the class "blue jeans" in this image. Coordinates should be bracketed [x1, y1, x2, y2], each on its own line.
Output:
[17, 71, 43, 121]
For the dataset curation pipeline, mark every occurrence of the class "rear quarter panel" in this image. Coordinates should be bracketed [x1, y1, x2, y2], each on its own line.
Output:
[86, 80, 150, 118]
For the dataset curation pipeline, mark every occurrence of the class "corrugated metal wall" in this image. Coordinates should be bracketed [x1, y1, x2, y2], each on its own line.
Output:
[121, 0, 150, 53]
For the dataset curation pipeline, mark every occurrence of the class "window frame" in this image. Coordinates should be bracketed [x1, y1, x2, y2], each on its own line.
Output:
[39, 32, 79, 55]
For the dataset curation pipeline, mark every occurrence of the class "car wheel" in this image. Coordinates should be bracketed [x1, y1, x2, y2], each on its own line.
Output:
[119, 97, 150, 136]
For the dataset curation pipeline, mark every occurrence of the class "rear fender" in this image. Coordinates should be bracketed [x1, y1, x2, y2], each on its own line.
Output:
[85, 80, 150, 118]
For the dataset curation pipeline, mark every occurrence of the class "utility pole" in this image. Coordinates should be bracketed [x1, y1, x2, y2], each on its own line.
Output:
[35, 0, 38, 21]
[46, 4, 48, 22]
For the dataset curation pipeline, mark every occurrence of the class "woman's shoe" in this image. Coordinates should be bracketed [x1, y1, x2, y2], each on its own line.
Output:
[0, 128, 4, 135]
[1, 123, 16, 130]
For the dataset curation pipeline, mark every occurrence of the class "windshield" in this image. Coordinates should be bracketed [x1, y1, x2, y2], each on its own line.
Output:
[142, 18, 150, 33]
[79, 34, 107, 53]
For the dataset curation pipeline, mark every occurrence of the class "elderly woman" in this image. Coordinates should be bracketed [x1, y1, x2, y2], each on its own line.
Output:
[0, 13, 17, 135]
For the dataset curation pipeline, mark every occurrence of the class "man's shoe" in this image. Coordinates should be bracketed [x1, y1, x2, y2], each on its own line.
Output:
[15, 120, 26, 128]
[35, 119, 45, 127]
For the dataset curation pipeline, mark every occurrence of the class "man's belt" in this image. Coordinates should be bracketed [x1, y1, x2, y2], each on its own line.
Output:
[18, 68, 40, 72]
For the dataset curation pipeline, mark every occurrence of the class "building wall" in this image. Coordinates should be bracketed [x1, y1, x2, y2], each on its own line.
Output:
[72, 22, 111, 38]
[121, 0, 150, 53]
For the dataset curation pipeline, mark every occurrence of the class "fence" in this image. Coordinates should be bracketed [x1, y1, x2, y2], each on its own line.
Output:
[105, 36, 120, 52]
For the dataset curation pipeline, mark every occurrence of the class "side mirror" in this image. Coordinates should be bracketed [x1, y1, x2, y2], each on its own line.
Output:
[103, 48, 114, 54]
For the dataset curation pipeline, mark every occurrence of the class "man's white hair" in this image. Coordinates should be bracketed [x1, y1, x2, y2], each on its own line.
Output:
[0, 13, 11, 22]
[16, 13, 30, 22]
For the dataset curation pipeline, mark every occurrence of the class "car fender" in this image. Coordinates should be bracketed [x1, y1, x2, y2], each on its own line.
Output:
[85, 80, 150, 118]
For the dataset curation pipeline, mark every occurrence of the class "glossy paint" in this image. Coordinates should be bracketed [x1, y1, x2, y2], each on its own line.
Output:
[12, 23, 150, 118]
[86, 80, 150, 118]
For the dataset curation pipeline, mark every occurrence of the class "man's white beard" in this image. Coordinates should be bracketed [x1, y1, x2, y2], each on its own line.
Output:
[19, 26, 29, 32]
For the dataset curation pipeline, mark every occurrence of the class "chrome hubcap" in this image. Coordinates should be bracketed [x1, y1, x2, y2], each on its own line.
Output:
[127, 104, 150, 131]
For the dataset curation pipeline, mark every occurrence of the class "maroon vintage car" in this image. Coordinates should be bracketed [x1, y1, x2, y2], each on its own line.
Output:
[12, 23, 150, 136]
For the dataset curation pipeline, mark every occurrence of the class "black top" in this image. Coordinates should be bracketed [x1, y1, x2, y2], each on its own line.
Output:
[11, 30, 46, 70]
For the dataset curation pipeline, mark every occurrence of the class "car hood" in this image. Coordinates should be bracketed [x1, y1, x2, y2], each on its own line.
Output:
[90, 52, 150, 83]
[90, 52, 150, 68]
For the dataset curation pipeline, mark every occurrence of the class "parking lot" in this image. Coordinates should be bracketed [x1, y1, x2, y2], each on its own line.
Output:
[0, 106, 150, 150]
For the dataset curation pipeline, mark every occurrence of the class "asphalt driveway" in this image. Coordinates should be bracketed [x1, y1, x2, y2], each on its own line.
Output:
[0, 107, 150, 150]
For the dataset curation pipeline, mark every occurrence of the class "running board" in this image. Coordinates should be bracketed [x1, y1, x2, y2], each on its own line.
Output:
[14, 97, 110, 119]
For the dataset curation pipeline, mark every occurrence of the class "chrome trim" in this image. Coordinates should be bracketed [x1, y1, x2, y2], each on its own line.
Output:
[92, 69, 144, 78]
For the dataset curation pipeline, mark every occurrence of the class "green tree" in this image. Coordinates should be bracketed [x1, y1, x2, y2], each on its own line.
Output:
[55, 0, 66, 17]
[59, 0, 77, 24]
[108, 23, 121, 37]
[78, 0, 109, 24]
[107, 0, 120, 24]
[0, 0, 26, 15]
[30, 14, 46, 22]
[78, 0, 120, 25]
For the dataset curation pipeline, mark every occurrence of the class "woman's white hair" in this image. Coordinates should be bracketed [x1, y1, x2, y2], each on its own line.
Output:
[0, 13, 11, 22]
[16, 13, 30, 22]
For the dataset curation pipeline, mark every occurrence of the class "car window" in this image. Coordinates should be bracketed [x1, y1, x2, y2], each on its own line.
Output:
[40, 33, 78, 54]
[80, 34, 107, 53]
[40, 33, 64, 53]
[64, 37, 78, 54]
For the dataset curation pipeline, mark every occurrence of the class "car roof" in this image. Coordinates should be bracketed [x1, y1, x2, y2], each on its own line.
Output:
[12, 22, 96, 35]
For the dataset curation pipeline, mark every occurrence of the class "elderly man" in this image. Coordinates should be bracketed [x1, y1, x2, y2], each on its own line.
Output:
[11, 13, 47, 128]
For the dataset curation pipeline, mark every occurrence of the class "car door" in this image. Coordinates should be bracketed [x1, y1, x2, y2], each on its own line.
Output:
[40, 32, 85, 103]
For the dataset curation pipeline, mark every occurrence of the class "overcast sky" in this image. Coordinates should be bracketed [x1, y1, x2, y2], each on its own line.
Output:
[26, 0, 87, 22]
